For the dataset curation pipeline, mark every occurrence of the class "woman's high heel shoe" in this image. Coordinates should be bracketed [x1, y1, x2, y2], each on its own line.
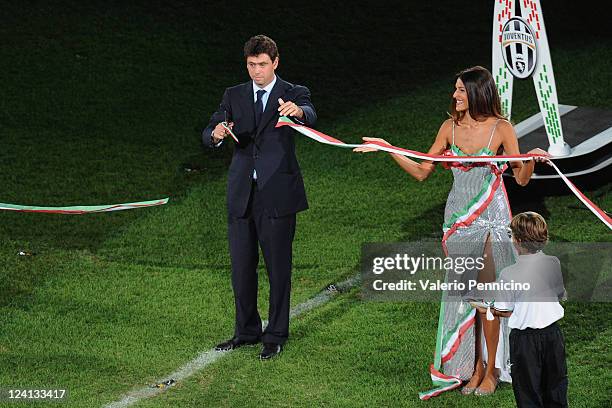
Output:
[460, 385, 476, 395]
[474, 378, 499, 396]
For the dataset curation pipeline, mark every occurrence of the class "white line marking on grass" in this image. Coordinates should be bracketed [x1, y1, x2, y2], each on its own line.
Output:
[103, 274, 359, 408]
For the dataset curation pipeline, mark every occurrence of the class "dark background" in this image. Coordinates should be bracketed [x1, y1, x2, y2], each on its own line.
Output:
[1, 0, 610, 123]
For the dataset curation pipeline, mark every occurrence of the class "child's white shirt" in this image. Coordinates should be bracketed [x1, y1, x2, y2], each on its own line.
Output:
[494, 251, 565, 330]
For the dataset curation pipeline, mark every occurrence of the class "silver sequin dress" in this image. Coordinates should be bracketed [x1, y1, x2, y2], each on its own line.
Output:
[434, 119, 515, 384]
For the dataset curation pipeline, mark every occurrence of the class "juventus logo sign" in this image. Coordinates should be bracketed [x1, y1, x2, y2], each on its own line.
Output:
[493, 0, 569, 155]
[501, 17, 537, 79]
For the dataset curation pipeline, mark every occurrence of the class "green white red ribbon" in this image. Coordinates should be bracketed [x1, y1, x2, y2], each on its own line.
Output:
[0, 198, 169, 214]
[546, 160, 611, 229]
[220, 122, 240, 143]
[276, 116, 611, 230]
[419, 309, 477, 400]
[277, 116, 540, 162]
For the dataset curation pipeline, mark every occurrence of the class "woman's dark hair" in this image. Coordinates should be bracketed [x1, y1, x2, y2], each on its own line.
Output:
[450, 66, 505, 124]
[244, 35, 279, 61]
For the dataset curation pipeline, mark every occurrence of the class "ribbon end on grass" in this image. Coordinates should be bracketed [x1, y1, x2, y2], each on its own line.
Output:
[0, 197, 169, 214]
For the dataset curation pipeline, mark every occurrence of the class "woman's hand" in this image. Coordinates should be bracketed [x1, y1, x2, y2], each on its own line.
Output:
[353, 137, 391, 153]
[474, 306, 488, 314]
[527, 147, 551, 163]
[468, 301, 487, 314]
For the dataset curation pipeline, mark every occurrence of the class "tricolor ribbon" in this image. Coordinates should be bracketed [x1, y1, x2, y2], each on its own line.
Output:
[276, 116, 611, 230]
[419, 365, 464, 400]
[220, 122, 240, 143]
[419, 308, 477, 400]
[0, 198, 169, 214]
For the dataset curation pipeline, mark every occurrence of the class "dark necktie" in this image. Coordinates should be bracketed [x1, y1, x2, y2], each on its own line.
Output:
[255, 89, 266, 127]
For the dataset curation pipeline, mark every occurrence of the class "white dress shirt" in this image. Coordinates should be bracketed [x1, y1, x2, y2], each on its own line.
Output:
[253, 75, 276, 110]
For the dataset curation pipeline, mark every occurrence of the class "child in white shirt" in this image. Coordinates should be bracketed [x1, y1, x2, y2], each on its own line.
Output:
[479, 212, 568, 407]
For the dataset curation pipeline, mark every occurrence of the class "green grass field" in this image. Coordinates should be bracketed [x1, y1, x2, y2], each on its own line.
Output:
[0, 2, 610, 407]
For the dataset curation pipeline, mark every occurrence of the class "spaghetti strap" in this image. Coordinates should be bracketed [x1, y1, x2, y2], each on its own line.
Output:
[487, 119, 501, 149]
[451, 121, 455, 145]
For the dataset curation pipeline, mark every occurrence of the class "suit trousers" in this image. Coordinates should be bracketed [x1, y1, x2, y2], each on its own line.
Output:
[228, 181, 296, 345]
[509, 322, 568, 408]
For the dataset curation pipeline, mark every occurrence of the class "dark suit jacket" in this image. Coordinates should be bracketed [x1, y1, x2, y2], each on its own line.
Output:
[202, 76, 317, 218]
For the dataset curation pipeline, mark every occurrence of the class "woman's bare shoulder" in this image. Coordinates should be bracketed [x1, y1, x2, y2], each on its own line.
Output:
[497, 118, 513, 129]
[439, 118, 454, 131]
[496, 118, 516, 135]
[435, 118, 454, 142]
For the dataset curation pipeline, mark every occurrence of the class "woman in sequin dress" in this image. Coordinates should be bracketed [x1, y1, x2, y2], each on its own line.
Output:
[354, 66, 548, 397]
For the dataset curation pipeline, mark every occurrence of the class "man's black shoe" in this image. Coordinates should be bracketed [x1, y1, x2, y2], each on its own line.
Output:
[214, 337, 259, 352]
[259, 343, 282, 360]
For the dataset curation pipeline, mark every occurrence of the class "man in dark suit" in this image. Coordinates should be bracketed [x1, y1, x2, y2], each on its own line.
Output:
[202, 35, 316, 359]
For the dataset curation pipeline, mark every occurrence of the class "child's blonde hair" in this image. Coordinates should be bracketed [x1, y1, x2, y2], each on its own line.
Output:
[510, 211, 549, 253]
